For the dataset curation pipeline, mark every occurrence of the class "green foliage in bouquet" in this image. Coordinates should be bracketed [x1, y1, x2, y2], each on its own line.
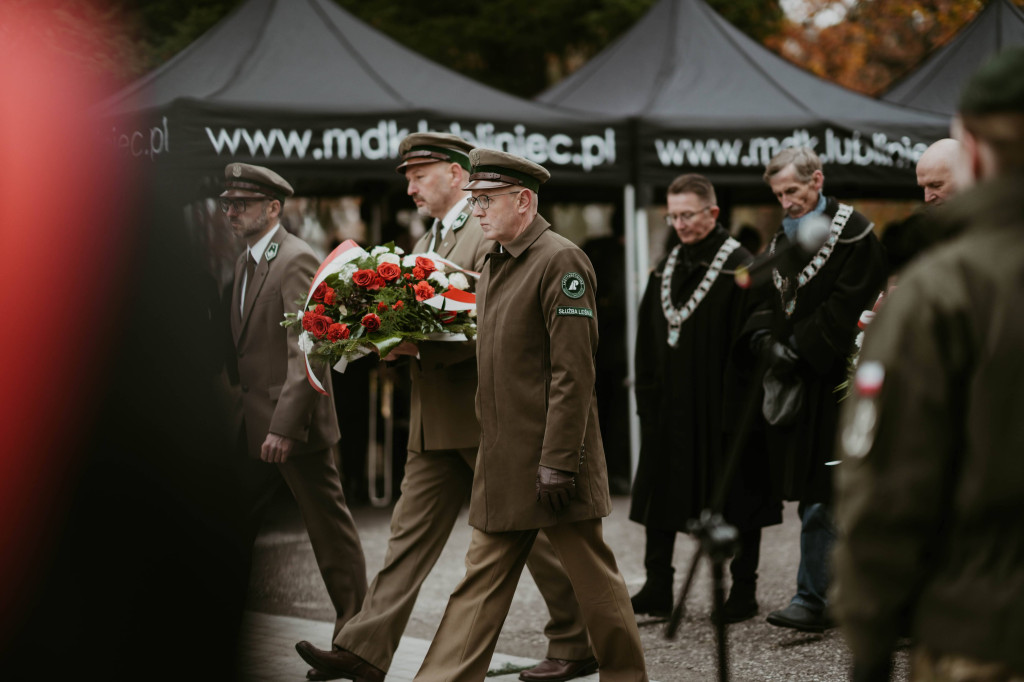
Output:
[282, 242, 476, 364]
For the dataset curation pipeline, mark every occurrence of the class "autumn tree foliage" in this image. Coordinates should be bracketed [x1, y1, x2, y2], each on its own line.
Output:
[765, 0, 1022, 96]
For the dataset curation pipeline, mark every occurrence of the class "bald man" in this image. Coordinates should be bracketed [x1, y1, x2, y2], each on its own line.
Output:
[916, 138, 962, 205]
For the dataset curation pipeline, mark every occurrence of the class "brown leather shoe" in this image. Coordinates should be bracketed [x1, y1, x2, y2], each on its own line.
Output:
[294, 641, 385, 682]
[518, 656, 599, 681]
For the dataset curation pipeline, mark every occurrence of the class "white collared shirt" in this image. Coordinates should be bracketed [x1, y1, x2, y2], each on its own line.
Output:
[428, 198, 469, 252]
[241, 223, 281, 314]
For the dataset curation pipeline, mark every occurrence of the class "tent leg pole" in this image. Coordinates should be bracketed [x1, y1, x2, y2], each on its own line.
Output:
[623, 184, 641, 484]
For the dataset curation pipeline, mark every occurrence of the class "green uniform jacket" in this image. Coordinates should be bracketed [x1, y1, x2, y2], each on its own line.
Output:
[832, 175, 1024, 674]
[230, 228, 340, 458]
[407, 210, 493, 453]
[471, 215, 611, 532]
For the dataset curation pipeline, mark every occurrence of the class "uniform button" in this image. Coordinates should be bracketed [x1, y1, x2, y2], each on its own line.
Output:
[241, 384, 249, 393]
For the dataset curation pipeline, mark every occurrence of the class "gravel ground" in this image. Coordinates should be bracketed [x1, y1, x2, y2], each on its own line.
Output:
[248, 493, 910, 681]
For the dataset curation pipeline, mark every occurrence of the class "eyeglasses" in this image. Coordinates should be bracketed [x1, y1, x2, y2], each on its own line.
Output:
[219, 197, 268, 214]
[466, 190, 522, 211]
[664, 206, 712, 226]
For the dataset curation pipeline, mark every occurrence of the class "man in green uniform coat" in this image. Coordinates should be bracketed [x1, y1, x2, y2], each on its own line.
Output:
[412, 149, 648, 682]
[833, 47, 1024, 682]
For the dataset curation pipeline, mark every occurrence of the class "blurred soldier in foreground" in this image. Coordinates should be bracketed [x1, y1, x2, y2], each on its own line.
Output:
[297, 134, 594, 682]
[833, 47, 1024, 682]
[629, 173, 779, 623]
[412, 149, 647, 681]
[747, 147, 887, 633]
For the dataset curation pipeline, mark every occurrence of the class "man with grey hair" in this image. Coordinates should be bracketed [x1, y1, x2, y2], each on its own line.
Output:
[833, 46, 1024, 682]
[916, 138, 962, 205]
[742, 147, 886, 633]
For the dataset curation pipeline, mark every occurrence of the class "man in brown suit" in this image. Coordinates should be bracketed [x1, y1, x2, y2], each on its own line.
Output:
[409, 149, 648, 682]
[297, 135, 595, 682]
[223, 162, 367, 645]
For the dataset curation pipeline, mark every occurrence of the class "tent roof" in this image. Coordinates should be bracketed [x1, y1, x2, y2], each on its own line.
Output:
[536, 0, 946, 132]
[98, 0, 583, 127]
[882, 0, 1024, 116]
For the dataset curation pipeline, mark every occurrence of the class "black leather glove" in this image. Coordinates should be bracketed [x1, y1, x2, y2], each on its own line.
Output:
[766, 340, 800, 374]
[536, 465, 576, 513]
[749, 329, 772, 357]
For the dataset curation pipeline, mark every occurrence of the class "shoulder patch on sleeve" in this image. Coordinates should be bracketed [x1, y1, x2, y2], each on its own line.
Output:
[840, 361, 885, 460]
[561, 272, 586, 299]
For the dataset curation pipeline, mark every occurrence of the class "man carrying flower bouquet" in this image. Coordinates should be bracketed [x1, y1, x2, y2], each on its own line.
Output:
[297, 134, 595, 682]
[222, 162, 367, 646]
[408, 149, 648, 681]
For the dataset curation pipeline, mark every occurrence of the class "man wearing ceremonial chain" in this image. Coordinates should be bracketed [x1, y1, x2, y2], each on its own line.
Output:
[629, 174, 781, 624]
[743, 147, 887, 633]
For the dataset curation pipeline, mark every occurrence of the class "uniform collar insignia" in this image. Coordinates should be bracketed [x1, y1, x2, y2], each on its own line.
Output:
[266, 242, 279, 261]
[452, 211, 469, 231]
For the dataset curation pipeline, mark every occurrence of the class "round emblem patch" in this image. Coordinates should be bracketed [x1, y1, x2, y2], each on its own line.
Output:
[561, 272, 585, 299]
[232, 164, 242, 177]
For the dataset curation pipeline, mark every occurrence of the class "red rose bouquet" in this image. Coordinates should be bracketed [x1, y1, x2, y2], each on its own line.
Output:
[283, 239, 477, 392]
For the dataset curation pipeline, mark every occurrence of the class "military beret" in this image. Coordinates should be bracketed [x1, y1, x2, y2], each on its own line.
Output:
[221, 163, 294, 200]
[396, 132, 474, 173]
[959, 46, 1024, 115]
[462, 149, 550, 193]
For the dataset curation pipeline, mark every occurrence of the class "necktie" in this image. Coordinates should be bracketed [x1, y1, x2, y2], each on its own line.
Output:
[428, 219, 440, 252]
[243, 252, 257, 314]
[246, 251, 257, 285]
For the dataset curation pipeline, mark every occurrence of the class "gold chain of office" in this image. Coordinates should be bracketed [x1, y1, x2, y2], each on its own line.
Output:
[660, 237, 741, 348]
[770, 203, 853, 318]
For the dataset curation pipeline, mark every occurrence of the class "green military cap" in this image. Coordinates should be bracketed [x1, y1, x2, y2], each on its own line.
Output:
[221, 163, 294, 201]
[396, 132, 474, 173]
[463, 148, 550, 193]
[959, 46, 1024, 115]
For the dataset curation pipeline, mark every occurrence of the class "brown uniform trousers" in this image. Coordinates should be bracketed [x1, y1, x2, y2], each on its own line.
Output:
[333, 211, 591, 670]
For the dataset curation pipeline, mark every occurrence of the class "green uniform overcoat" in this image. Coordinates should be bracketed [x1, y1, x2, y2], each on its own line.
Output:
[471, 215, 611, 532]
[833, 175, 1024, 674]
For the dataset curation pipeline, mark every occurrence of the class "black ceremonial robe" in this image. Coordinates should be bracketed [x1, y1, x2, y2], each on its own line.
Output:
[630, 226, 778, 533]
[741, 197, 887, 504]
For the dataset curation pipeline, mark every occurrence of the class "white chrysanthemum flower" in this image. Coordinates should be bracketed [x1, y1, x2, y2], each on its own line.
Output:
[298, 332, 314, 353]
[432, 259, 446, 273]
[448, 272, 470, 291]
[339, 263, 358, 279]
[429, 271, 449, 289]
[402, 254, 418, 267]
[378, 253, 400, 265]
[394, 246, 404, 255]
[370, 245, 390, 257]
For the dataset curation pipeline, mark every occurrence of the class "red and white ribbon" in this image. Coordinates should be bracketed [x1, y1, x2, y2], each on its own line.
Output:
[421, 287, 476, 311]
[302, 239, 367, 395]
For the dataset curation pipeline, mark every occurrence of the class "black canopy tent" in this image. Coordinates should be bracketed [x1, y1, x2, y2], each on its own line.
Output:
[97, 0, 635, 501]
[536, 0, 950, 196]
[882, 0, 1024, 116]
[97, 0, 627, 198]
[535, 0, 951, 475]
